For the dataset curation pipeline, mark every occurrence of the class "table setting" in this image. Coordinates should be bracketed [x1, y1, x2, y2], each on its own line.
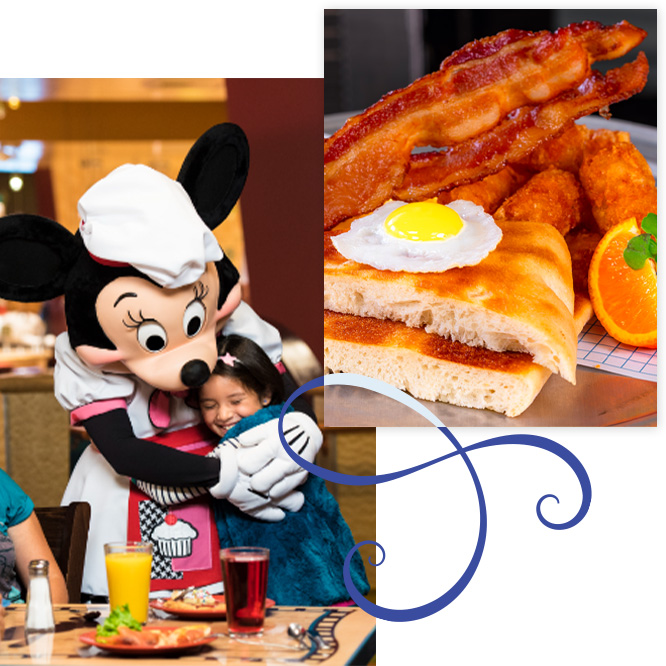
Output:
[0, 542, 375, 665]
[1, 603, 375, 664]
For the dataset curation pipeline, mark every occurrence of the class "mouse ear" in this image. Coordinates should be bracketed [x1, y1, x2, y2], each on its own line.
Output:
[177, 123, 250, 230]
[0, 214, 81, 302]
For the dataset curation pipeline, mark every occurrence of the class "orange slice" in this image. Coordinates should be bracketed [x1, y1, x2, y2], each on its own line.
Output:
[588, 217, 657, 348]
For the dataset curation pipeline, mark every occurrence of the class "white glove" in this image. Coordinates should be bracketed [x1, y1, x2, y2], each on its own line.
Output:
[225, 472, 304, 522]
[208, 441, 304, 521]
[232, 412, 323, 499]
[207, 444, 239, 499]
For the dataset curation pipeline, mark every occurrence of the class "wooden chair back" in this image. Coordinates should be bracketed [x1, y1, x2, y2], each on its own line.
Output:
[34, 502, 91, 603]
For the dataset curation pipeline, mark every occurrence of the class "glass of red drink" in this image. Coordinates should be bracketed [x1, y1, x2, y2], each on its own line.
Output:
[220, 547, 270, 637]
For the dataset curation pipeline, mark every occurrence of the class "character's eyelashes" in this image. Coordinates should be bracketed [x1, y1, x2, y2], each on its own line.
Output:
[193, 281, 209, 303]
[123, 309, 147, 329]
[123, 310, 168, 352]
[184, 297, 207, 338]
[181, 281, 209, 338]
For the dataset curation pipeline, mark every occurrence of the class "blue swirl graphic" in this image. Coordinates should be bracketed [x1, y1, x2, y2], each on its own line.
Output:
[278, 374, 592, 622]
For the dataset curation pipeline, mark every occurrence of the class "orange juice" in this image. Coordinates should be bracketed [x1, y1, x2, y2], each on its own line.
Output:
[104, 544, 153, 623]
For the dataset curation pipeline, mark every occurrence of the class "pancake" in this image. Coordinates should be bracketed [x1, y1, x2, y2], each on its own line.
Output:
[324, 218, 577, 383]
[324, 295, 592, 418]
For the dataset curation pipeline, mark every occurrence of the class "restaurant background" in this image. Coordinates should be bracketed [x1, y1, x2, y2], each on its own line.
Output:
[0, 77, 376, 600]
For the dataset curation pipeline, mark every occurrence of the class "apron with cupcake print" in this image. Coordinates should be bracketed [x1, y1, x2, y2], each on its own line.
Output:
[127, 423, 222, 592]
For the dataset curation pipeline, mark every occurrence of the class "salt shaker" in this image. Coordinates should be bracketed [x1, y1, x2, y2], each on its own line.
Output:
[25, 560, 55, 634]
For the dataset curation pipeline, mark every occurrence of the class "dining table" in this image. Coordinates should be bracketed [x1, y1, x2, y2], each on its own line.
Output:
[0, 603, 376, 665]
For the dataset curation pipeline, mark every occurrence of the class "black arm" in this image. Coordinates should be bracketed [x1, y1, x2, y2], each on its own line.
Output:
[281, 372, 317, 421]
[82, 409, 221, 487]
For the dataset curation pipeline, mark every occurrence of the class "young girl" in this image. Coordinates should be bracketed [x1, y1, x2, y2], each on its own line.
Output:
[137, 335, 369, 606]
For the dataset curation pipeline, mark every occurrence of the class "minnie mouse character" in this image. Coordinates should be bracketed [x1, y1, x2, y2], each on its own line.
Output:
[0, 124, 322, 598]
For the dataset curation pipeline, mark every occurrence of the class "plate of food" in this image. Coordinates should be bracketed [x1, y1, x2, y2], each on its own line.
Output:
[79, 605, 216, 655]
[79, 626, 216, 655]
[323, 19, 657, 427]
[150, 589, 276, 619]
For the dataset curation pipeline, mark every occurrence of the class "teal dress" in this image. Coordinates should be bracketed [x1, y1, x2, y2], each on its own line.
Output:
[214, 404, 370, 606]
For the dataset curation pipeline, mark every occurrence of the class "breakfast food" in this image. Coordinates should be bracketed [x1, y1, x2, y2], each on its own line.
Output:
[93, 601, 213, 648]
[565, 228, 603, 295]
[96, 624, 212, 647]
[437, 165, 531, 214]
[326, 219, 578, 383]
[324, 21, 647, 229]
[494, 167, 591, 236]
[587, 217, 657, 348]
[515, 124, 591, 173]
[579, 142, 658, 233]
[323, 20, 655, 418]
[330, 199, 502, 273]
[161, 588, 225, 612]
[325, 295, 592, 418]
[394, 55, 647, 204]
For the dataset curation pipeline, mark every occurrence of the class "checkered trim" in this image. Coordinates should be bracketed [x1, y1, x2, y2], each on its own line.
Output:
[138, 500, 182, 581]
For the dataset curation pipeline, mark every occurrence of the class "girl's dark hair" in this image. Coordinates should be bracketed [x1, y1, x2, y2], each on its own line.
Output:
[207, 334, 285, 405]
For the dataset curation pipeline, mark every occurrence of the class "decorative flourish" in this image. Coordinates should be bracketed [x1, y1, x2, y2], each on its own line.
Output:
[278, 374, 592, 622]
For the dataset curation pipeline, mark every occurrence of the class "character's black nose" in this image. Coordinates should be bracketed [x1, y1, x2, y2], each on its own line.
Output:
[180, 360, 211, 388]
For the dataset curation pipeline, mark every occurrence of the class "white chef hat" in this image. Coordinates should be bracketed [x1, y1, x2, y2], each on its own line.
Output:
[77, 164, 223, 288]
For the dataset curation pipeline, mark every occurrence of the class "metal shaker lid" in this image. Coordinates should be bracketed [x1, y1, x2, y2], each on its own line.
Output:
[28, 559, 50, 575]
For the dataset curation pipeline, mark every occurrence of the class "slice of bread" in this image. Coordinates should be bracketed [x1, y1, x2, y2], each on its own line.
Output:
[324, 295, 592, 418]
[325, 218, 577, 383]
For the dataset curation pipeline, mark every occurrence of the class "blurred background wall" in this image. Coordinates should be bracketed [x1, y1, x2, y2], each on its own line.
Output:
[324, 9, 657, 126]
[0, 78, 321, 363]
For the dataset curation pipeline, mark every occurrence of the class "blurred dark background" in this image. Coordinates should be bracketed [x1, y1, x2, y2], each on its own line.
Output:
[324, 9, 656, 126]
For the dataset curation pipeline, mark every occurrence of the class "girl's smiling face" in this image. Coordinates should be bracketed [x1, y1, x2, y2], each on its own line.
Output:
[199, 374, 269, 437]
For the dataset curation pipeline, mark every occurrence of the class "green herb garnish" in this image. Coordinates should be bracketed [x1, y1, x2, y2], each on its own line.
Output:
[624, 213, 657, 269]
[95, 604, 142, 638]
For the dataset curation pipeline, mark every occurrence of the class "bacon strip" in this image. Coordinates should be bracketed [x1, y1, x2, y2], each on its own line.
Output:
[395, 53, 648, 201]
[324, 21, 646, 230]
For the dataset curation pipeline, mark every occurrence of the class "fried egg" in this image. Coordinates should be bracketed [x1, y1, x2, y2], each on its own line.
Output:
[331, 199, 503, 272]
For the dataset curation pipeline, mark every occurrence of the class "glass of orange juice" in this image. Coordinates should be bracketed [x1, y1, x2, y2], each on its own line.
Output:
[104, 542, 153, 623]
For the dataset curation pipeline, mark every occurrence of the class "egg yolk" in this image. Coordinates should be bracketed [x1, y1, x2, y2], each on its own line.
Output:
[384, 202, 463, 241]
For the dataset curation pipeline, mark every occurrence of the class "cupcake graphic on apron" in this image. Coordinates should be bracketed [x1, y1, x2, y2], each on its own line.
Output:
[151, 514, 199, 558]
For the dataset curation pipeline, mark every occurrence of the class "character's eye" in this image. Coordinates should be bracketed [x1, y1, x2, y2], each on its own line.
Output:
[137, 321, 168, 352]
[183, 300, 206, 338]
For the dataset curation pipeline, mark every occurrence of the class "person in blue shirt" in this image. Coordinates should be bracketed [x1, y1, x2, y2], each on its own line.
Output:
[0, 469, 68, 605]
